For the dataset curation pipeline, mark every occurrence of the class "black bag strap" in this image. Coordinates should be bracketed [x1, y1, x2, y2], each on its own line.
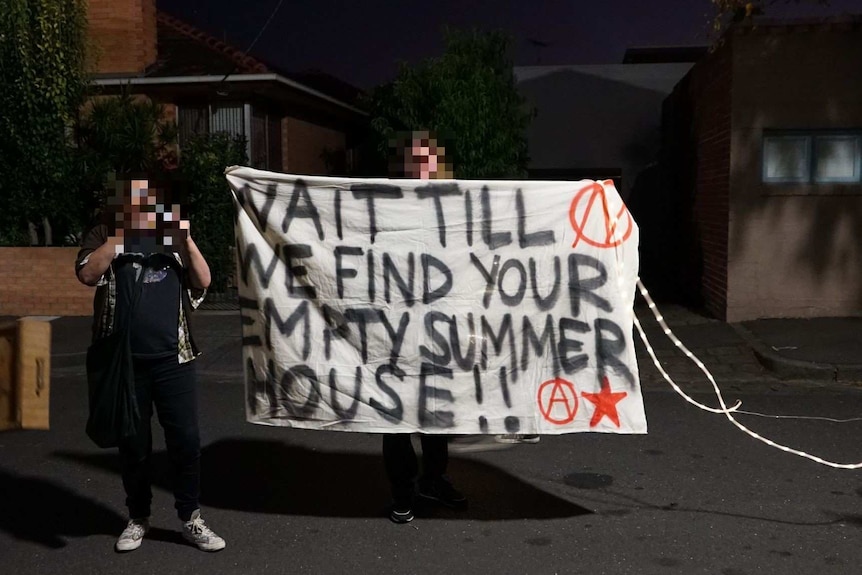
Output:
[112, 255, 147, 337]
[129, 263, 146, 313]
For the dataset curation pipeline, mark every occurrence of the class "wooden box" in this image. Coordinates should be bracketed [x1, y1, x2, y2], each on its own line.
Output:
[0, 319, 51, 430]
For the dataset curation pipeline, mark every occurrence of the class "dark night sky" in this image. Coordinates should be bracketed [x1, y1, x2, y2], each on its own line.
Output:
[157, 0, 861, 89]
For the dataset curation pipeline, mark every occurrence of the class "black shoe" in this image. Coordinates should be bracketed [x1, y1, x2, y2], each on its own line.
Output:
[418, 476, 467, 510]
[389, 500, 415, 524]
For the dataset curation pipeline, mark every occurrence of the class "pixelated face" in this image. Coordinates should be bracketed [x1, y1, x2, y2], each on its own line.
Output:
[128, 180, 158, 230]
[389, 130, 453, 179]
[108, 176, 187, 253]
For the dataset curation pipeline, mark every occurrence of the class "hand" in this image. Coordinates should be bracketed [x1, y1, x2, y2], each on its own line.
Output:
[106, 233, 124, 257]
[161, 213, 189, 247]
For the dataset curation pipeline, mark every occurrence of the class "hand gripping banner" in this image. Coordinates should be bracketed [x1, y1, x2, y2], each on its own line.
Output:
[226, 166, 645, 435]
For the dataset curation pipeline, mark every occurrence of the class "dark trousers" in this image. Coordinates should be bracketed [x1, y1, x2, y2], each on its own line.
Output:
[382, 434, 448, 502]
[120, 357, 200, 521]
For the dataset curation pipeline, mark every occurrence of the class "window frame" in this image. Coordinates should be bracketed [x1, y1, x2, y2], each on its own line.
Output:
[176, 102, 283, 171]
[176, 102, 252, 162]
[762, 129, 862, 185]
[813, 134, 861, 184]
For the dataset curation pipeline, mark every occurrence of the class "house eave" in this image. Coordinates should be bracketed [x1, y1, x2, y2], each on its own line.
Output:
[91, 73, 368, 117]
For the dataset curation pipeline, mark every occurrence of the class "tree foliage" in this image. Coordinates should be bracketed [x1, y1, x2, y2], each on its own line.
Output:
[78, 94, 178, 175]
[366, 28, 533, 179]
[179, 133, 247, 293]
[711, 0, 831, 34]
[72, 94, 179, 230]
[0, 0, 90, 245]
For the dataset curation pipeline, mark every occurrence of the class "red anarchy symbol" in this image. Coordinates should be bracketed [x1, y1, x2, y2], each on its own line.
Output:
[537, 378, 579, 425]
[569, 181, 633, 249]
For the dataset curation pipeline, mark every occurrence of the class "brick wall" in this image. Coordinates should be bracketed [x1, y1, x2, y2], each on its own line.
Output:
[0, 249, 93, 317]
[690, 45, 732, 320]
[283, 117, 346, 175]
[87, 0, 157, 75]
[663, 44, 732, 319]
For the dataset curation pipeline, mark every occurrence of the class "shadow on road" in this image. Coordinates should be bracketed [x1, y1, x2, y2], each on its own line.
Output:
[565, 482, 858, 528]
[0, 466, 125, 548]
[55, 438, 591, 521]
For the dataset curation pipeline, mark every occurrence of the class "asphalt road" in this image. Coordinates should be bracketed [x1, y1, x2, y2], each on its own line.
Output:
[2, 367, 862, 575]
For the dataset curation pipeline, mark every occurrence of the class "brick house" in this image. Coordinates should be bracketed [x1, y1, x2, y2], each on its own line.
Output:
[88, 0, 367, 175]
[0, 0, 367, 317]
[660, 17, 862, 321]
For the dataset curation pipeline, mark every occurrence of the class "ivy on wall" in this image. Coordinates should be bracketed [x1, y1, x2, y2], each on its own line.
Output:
[0, 0, 90, 245]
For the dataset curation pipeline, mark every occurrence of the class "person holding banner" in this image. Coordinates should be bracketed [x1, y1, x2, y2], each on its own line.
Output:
[75, 175, 226, 552]
[382, 132, 467, 523]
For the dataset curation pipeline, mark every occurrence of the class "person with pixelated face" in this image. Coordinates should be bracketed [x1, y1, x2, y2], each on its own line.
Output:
[110, 178, 189, 254]
[75, 175, 226, 553]
[390, 130, 454, 180]
[382, 131, 467, 524]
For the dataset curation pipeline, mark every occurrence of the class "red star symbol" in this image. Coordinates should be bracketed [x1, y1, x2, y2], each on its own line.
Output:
[581, 377, 628, 428]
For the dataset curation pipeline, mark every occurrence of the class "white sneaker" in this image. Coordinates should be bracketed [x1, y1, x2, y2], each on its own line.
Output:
[116, 518, 149, 552]
[495, 434, 541, 444]
[182, 510, 226, 552]
[449, 435, 513, 453]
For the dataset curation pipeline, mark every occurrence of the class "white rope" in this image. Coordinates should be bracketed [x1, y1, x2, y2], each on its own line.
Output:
[632, 304, 741, 415]
[635, 278, 862, 470]
[732, 411, 862, 423]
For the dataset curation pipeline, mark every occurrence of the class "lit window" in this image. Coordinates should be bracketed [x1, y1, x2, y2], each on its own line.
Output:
[762, 135, 810, 183]
[762, 131, 862, 185]
[814, 135, 860, 183]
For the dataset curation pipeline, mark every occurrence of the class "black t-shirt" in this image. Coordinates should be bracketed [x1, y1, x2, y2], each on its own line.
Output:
[115, 254, 182, 358]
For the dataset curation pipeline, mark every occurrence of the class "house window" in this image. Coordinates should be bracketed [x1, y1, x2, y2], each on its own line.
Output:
[178, 103, 281, 171]
[178, 103, 245, 147]
[762, 135, 810, 183]
[250, 108, 282, 171]
[763, 131, 862, 184]
[177, 106, 210, 145]
[814, 135, 860, 183]
[210, 104, 245, 138]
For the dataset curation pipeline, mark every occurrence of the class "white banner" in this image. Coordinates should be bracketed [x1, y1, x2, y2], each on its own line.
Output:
[226, 166, 646, 435]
